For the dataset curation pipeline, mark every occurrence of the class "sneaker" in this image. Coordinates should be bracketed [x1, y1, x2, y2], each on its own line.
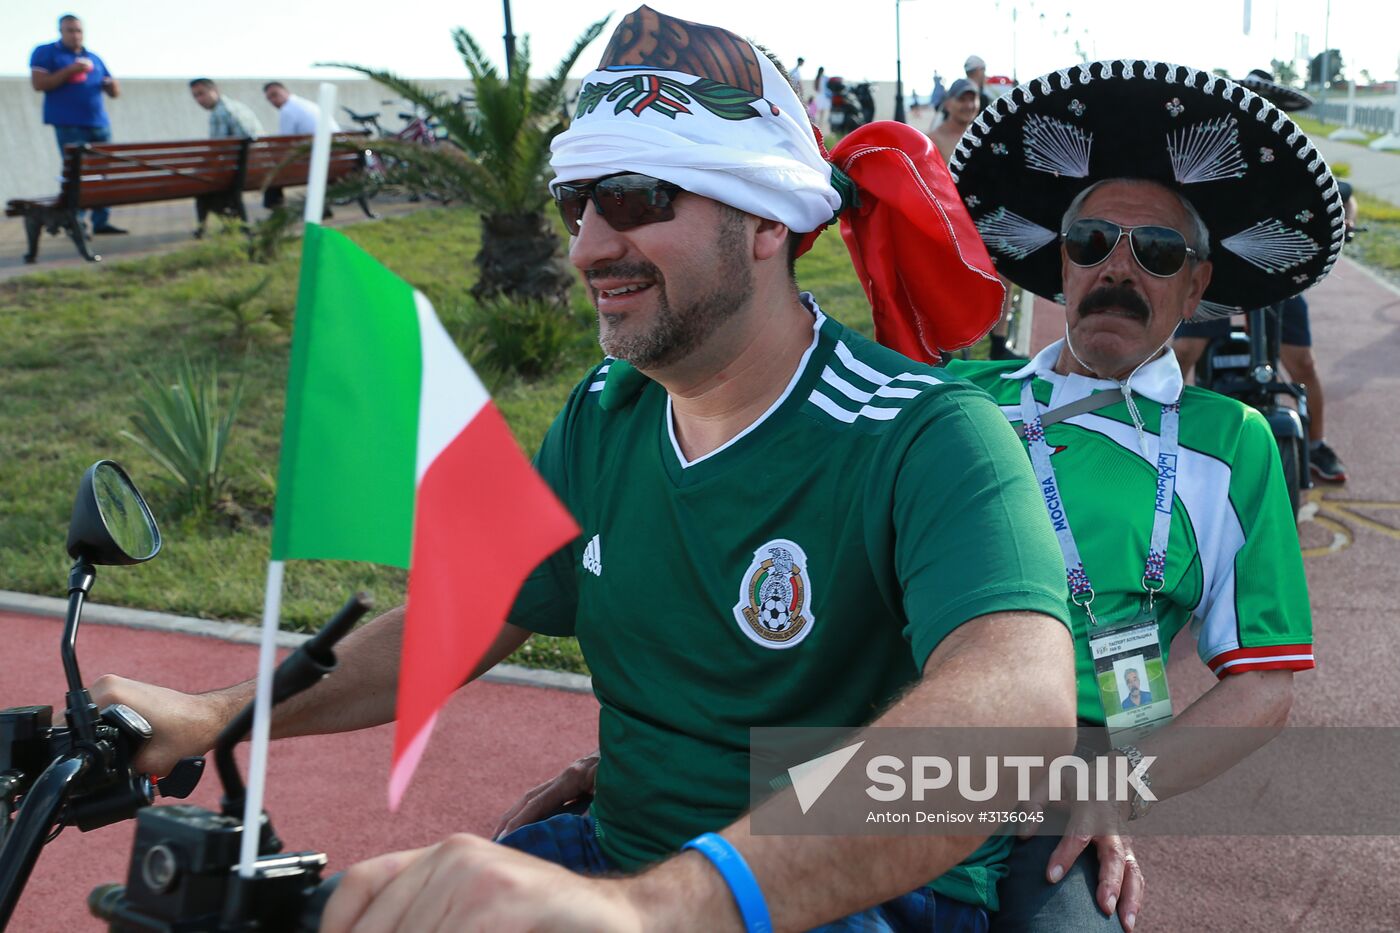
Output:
[92, 224, 128, 235]
[1310, 442, 1347, 483]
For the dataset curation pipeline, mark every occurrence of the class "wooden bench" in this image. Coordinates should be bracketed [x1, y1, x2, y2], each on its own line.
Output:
[5, 133, 377, 263]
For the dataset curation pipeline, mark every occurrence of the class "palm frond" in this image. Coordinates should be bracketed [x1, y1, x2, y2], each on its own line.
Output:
[316, 63, 449, 119]
[529, 16, 610, 120]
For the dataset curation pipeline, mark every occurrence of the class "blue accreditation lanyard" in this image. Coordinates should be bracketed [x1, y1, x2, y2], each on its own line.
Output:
[1019, 380, 1181, 627]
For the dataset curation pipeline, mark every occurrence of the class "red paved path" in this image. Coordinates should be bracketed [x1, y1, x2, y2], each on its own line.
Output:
[0, 613, 599, 931]
[4, 258, 1398, 930]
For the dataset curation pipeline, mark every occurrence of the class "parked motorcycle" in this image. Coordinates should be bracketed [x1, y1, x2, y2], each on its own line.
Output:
[826, 77, 874, 134]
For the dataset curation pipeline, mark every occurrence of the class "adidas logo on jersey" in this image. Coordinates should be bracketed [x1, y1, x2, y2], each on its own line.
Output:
[582, 534, 602, 576]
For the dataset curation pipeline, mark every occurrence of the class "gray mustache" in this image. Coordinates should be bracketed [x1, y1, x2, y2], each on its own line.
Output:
[1078, 284, 1150, 322]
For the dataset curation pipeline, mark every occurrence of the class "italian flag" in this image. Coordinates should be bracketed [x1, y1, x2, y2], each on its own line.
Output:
[272, 225, 579, 808]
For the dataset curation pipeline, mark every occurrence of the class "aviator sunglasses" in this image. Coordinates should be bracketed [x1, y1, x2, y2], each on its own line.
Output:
[1062, 218, 1200, 278]
[554, 173, 684, 236]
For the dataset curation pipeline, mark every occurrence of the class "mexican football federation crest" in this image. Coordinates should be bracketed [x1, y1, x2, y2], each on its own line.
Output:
[733, 539, 815, 649]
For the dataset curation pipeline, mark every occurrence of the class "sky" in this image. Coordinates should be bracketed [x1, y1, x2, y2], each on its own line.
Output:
[4, 0, 1397, 90]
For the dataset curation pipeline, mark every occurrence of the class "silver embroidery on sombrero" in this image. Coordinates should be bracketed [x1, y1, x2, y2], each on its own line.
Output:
[975, 207, 1057, 260]
[1194, 299, 1243, 321]
[1168, 115, 1247, 184]
[1024, 114, 1092, 177]
[1221, 219, 1321, 273]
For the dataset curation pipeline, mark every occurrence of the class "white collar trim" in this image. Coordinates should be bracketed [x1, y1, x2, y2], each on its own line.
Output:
[1001, 338, 1183, 406]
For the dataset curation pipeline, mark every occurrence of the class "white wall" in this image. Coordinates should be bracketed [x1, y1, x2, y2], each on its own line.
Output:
[1, 77, 476, 204]
[2, 75, 912, 204]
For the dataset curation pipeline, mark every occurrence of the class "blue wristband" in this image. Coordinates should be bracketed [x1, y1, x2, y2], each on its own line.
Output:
[680, 832, 772, 933]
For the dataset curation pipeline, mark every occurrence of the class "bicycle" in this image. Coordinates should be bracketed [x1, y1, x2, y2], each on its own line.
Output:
[341, 101, 452, 203]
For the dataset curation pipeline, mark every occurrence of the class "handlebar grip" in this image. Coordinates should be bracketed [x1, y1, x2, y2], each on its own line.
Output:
[88, 883, 124, 921]
[154, 757, 205, 799]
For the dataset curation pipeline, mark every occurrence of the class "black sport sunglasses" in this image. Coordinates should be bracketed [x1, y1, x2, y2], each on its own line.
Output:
[1062, 218, 1201, 278]
[553, 173, 684, 236]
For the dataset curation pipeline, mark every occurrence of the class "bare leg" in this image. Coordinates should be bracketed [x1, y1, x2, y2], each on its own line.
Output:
[1279, 344, 1323, 441]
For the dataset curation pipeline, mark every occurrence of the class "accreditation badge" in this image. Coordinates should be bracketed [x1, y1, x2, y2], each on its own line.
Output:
[1089, 614, 1173, 744]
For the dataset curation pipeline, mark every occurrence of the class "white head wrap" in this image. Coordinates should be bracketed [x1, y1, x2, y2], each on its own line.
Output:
[550, 9, 841, 234]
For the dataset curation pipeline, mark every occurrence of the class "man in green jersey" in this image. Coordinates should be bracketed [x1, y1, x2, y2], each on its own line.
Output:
[942, 61, 1333, 932]
[94, 8, 1078, 932]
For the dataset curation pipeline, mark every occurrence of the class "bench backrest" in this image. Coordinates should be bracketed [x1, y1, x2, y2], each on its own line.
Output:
[244, 134, 369, 191]
[57, 133, 372, 209]
[63, 138, 247, 209]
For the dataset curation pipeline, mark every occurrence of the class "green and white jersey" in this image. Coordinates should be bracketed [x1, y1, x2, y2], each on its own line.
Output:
[946, 341, 1314, 725]
[509, 298, 1070, 909]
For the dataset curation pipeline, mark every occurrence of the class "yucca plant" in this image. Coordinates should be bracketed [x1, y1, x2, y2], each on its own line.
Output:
[121, 358, 244, 514]
[322, 15, 608, 305]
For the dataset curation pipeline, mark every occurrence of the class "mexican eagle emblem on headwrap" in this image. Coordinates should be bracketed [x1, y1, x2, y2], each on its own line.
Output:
[576, 5, 779, 121]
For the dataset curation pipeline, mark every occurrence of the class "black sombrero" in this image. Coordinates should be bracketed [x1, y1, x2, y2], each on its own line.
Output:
[1241, 69, 1315, 113]
[948, 60, 1344, 318]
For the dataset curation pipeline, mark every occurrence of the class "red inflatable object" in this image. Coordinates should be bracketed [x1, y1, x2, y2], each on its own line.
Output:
[803, 121, 1005, 360]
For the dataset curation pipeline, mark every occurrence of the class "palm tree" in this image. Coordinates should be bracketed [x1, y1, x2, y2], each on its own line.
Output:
[323, 17, 608, 305]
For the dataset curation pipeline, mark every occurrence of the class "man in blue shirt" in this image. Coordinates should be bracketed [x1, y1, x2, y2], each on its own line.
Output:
[29, 13, 125, 234]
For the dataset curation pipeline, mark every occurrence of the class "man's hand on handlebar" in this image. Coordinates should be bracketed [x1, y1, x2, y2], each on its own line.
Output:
[89, 674, 234, 776]
[321, 833, 643, 933]
[493, 751, 599, 840]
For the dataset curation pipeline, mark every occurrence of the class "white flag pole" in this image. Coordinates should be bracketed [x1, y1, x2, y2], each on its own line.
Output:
[236, 81, 338, 880]
[237, 559, 285, 878]
[303, 82, 338, 224]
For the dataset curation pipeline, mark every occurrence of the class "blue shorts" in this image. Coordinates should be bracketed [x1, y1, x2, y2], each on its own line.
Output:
[498, 813, 989, 933]
[1174, 294, 1311, 347]
[991, 835, 1121, 933]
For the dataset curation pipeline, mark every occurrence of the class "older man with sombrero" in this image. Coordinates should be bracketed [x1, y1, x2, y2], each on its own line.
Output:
[941, 61, 1335, 931]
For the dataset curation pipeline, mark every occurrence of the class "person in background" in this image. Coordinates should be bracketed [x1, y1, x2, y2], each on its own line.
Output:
[790, 56, 805, 87]
[263, 81, 336, 135]
[191, 77, 264, 140]
[929, 71, 947, 112]
[261, 81, 340, 210]
[929, 77, 979, 162]
[965, 54, 991, 110]
[188, 78, 265, 237]
[1173, 185, 1356, 484]
[930, 76, 1019, 359]
[29, 13, 125, 235]
[813, 65, 831, 132]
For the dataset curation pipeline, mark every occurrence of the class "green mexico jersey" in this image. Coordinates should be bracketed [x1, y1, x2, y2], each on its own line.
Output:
[946, 343, 1315, 725]
[508, 301, 1070, 909]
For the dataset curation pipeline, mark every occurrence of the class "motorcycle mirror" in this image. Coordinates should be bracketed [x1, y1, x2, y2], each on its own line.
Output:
[66, 461, 162, 565]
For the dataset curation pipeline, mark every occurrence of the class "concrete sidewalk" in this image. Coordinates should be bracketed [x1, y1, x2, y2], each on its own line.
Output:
[1314, 135, 1400, 206]
[0, 191, 427, 282]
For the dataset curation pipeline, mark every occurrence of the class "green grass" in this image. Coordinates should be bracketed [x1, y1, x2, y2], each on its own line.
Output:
[0, 207, 869, 675]
[1291, 113, 1385, 148]
[1350, 193, 1400, 286]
